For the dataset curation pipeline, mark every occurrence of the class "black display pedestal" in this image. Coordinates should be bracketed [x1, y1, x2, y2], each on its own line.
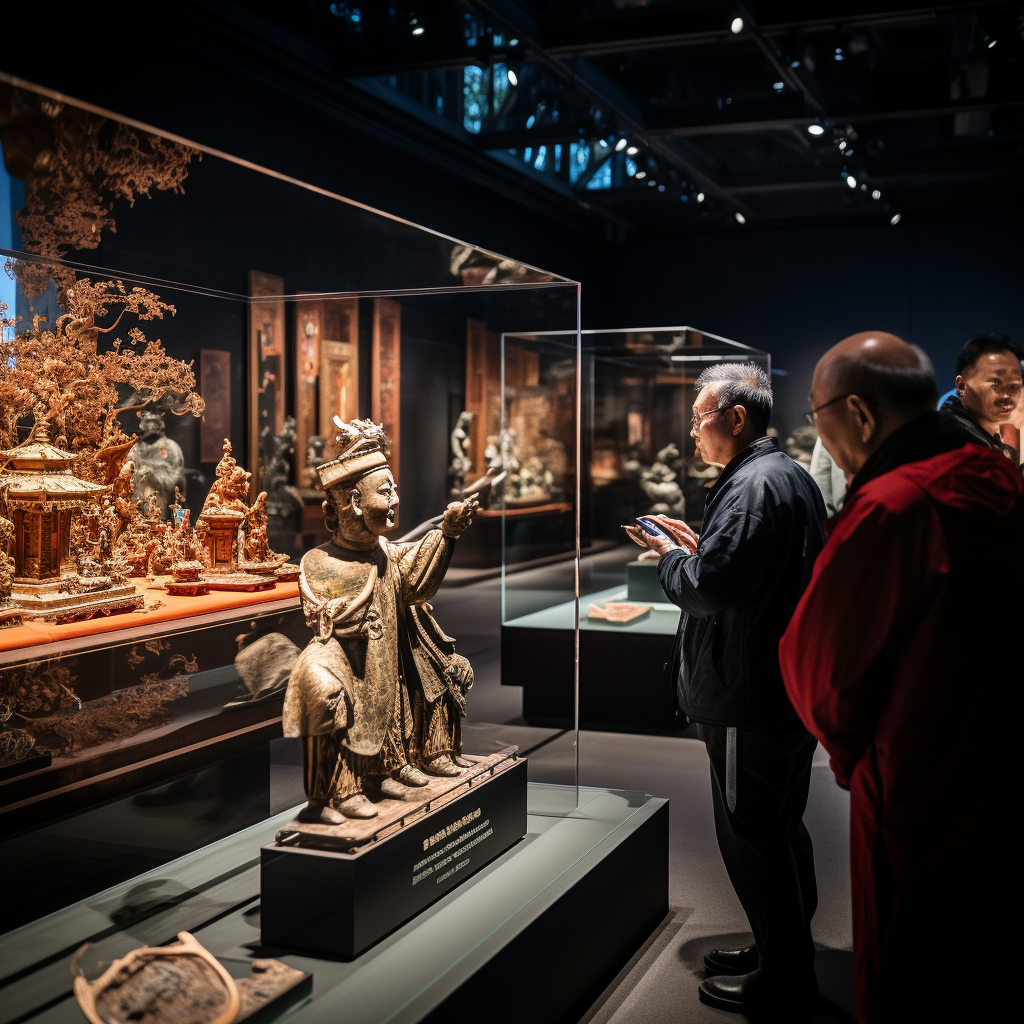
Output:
[504, 626, 679, 728]
[260, 757, 528, 958]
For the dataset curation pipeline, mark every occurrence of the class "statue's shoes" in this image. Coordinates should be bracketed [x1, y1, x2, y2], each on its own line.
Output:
[453, 754, 474, 768]
[335, 794, 378, 819]
[422, 756, 463, 777]
[378, 778, 414, 800]
[297, 802, 351, 825]
[398, 765, 430, 787]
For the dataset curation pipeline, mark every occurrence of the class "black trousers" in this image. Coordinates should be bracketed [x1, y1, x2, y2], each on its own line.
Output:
[698, 723, 819, 982]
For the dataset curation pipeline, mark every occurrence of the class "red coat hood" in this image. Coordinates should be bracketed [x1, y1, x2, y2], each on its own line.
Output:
[896, 443, 1022, 515]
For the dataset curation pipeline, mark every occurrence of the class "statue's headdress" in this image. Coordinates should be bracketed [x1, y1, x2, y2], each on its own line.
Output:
[317, 418, 391, 490]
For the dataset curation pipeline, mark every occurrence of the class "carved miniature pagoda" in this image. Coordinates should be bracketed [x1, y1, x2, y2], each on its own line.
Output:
[0, 419, 143, 622]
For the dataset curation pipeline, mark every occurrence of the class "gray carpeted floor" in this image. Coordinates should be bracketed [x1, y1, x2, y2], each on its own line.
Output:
[430, 546, 857, 1023]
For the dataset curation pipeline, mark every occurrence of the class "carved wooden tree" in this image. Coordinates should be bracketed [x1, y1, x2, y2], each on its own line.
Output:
[0, 281, 204, 483]
[0, 84, 199, 301]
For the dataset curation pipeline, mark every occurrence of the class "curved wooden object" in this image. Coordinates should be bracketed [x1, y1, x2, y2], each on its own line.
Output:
[72, 931, 241, 1024]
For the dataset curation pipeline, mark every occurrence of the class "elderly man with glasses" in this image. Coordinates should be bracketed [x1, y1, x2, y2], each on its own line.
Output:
[627, 362, 826, 1015]
[781, 331, 1022, 1022]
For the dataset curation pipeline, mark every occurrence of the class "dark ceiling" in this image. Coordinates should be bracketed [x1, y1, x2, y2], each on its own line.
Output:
[228, 0, 1024, 231]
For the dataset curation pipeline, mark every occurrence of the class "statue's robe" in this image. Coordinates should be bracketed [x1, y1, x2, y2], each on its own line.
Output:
[285, 529, 470, 805]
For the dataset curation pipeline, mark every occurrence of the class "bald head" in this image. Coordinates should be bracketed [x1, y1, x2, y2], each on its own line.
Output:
[815, 332, 938, 418]
[810, 331, 939, 476]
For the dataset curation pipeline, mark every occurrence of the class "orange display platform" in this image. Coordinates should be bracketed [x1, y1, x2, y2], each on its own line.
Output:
[0, 580, 300, 656]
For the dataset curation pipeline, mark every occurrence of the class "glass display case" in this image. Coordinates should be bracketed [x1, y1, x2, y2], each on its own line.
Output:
[501, 327, 769, 729]
[0, 72, 580, 941]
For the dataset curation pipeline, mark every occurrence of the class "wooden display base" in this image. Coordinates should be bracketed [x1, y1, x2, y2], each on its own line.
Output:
[261, 750, 528, 958]
[0, 607, 23, 629]
[221, 958, 312, 1023]
[166, 580, 210, 597]
[202, 573, 277, 592]
[11, 579, 144, 623]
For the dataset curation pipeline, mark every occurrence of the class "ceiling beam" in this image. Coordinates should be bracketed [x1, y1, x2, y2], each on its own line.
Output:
[467, 0, 752, 217]
[647, 100, 1024, 138]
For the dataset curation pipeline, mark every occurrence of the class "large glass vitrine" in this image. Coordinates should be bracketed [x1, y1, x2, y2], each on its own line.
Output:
[0, 72, 581, 941]
[501, 326, 769, 730]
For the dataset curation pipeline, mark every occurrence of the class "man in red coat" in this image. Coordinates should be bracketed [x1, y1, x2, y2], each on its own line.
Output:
[779, 332, 1022, 1022]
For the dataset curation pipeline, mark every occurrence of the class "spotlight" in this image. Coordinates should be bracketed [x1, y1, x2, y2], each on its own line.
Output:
[846, 175, 857, 189]
[807, 124, 825, 136]
[626, 145, 639, 155]
[872, 189, 881, 200]
[635, 171, 646, 179]
[988, 39, 997, 48]
[773, 82, 784, 92]
[731, 17, 744, 34]
[890, 213, 902, 225]
[615, 138, 627, 152]
[409, 16, 424, 35]
[413, 26, 425, 35]
[838, 140, 847, 150]
[790, 60, 800, 68]
[735, 212, 746, 224]
[697, 192, 705, 202]
[510, 38, 518, 46]
[648, 180, 657, 187]
[507, 69, 518, 86]
[658, 185, 665, 192]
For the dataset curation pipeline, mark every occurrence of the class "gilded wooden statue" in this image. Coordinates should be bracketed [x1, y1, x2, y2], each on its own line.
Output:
[285, 419, 478, 823]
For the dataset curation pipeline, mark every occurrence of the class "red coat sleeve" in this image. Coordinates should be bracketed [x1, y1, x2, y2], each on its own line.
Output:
[778, 481, 946, 788]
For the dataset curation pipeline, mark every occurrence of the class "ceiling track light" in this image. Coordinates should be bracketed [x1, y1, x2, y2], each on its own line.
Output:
[626, 145, 639, 155]
[735, 212, 746, 224]
[507, 69, 518, 86]
[730, 16, 744, 34]
[807, 124, 825, 136]
[696, 192, 705, 202]
[846, 175, 858, 189]
[615, 137, 627, 152]
[890, 213, 902, 226]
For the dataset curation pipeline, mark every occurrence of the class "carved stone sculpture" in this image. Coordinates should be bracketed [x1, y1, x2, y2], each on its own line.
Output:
[127, 408, 187, 519]
[285, 419, 478, 823]
[639, 442, 686, 517]
[448, 411, 472, 500]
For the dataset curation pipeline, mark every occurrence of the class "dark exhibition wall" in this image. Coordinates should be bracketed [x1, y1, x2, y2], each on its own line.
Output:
[589, 211, 1024, 435]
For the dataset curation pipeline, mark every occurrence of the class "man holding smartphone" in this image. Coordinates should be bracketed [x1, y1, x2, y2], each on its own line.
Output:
[626, 362, 826, 1015]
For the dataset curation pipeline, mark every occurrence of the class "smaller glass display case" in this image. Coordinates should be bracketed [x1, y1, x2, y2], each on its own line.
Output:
[502, 327, 769, 729]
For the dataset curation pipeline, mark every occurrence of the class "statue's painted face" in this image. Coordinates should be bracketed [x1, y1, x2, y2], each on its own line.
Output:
[353, 468, 399, 535]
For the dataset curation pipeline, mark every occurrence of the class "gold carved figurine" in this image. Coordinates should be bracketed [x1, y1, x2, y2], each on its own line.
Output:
[285, 419, 478, 823]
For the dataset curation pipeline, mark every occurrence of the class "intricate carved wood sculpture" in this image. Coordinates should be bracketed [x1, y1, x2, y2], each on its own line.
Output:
[285, 419, 479, 823]
[0, 416, 143, 622]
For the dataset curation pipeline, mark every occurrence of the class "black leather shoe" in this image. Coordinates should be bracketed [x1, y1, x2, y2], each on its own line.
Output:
[698, 969, 817, 1015]
[703, 944, 758, 974]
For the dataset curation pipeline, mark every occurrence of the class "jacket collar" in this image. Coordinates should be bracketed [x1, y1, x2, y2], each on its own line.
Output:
[940, 393, 1010, 449]
[847, 411, 967, 498]
[705, 435, 778, 512]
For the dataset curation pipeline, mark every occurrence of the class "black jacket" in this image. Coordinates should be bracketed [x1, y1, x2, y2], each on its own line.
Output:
[658, 436, 826, 731]
[939, 393, 1019, 465]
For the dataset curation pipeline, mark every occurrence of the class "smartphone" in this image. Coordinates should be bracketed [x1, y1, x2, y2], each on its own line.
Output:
[635, 516, 669, 538]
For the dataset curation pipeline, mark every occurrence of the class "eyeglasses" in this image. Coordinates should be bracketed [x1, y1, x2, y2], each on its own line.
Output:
[802, 393, 854, 426]
[691, 404, 735, 430]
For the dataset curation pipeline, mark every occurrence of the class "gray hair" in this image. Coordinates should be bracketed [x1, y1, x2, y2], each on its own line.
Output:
[695, 362, 773, 433]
